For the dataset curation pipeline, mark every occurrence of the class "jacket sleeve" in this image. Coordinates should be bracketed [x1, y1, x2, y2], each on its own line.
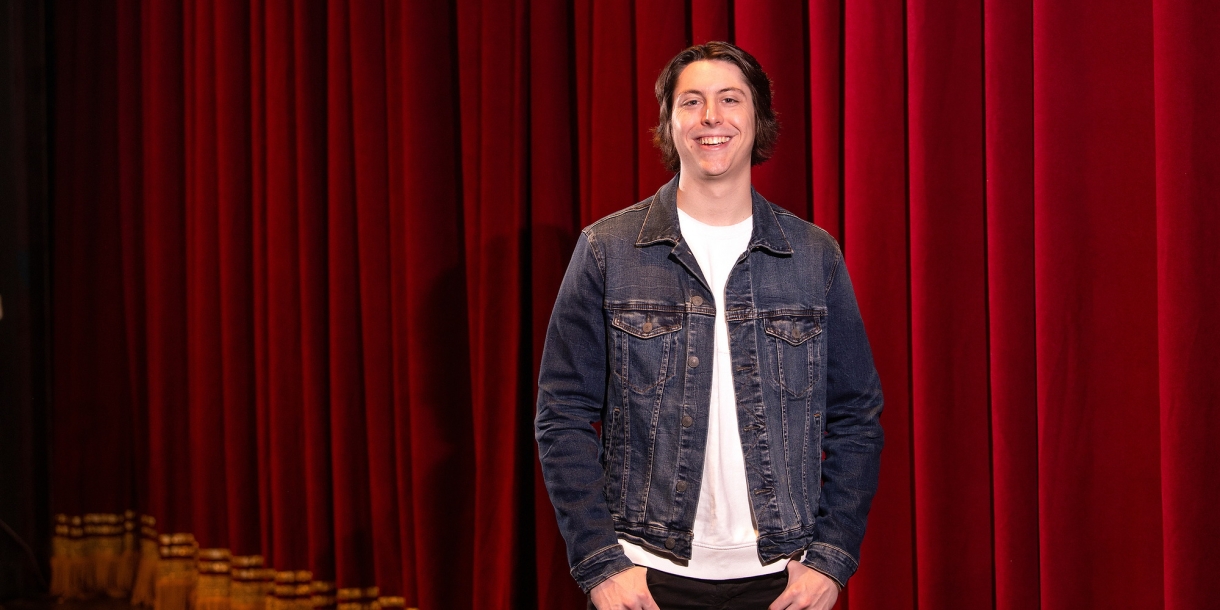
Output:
[534, 231, 635, 593]
[801, 250, 885, 588]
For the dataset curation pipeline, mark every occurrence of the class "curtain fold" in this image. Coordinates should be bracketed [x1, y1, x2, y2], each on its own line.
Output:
[1154, 2, 1220, 608]
[526, 0, 580, 605]
[983, 1, 1038, 609]
[839, 1, 913, 608]
[48, 1, 1218, 608]
[1033, 1, 1162, 608]
[907, 2, 991, 607]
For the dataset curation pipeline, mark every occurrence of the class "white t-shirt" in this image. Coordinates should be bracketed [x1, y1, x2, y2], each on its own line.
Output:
[619, 208, 788, 579]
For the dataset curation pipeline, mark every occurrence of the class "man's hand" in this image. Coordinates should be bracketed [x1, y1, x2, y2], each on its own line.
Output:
[769, 561, 840, 610]
[590, 566, 658, 610]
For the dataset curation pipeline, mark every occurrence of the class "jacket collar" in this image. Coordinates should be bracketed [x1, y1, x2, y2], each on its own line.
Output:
[635, 174, 794, 255]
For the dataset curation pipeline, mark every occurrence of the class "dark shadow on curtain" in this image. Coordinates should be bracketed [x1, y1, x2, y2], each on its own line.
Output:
[0, 0, 52, 599]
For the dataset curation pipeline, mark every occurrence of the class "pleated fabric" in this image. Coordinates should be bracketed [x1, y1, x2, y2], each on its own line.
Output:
[49, 1, 1219, 608]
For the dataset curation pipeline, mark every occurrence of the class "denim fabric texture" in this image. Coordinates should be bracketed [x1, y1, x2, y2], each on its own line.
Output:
[535, 176, 884, 594]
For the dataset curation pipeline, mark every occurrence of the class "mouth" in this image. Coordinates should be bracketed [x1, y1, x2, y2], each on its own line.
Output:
[697, 136, 731, 146]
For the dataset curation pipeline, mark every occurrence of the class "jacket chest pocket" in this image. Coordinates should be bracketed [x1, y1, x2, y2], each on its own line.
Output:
[610, 309, 683, 395]
[763, 311, 825, 398]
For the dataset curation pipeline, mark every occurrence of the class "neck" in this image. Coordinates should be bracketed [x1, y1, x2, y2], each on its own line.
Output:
[675, 170, 753, 226]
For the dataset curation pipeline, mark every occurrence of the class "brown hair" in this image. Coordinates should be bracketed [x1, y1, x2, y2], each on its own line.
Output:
[652, 41, 779, 173]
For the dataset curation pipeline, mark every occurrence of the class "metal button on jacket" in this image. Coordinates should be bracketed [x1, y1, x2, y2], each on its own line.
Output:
[687, 355, 699, 368]
[675, 481, 687, 493]
[642, 321, 654, 333]
[691, 295, 704, 307]
[664, 538, 676, 550]
[681, 415, 693, 427]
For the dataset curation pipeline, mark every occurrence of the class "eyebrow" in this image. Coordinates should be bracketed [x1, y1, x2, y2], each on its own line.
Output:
[676, 86, 747, 98]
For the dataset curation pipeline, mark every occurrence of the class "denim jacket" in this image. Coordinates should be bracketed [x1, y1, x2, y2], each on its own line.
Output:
[535, 176, 884, 593]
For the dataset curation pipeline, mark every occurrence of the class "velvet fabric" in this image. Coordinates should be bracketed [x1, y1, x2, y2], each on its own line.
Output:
[48, 1, 1219, 609]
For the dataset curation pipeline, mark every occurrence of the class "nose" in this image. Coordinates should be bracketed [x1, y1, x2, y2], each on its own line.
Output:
[702, 100, 721, 125]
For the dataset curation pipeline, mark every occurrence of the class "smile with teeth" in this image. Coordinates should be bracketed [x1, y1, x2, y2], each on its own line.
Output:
[698, 136, 731, 145]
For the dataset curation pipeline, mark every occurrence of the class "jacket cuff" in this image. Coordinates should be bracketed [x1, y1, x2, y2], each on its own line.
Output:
[571, 544, 636, 594]
[800, 542, 859, 589]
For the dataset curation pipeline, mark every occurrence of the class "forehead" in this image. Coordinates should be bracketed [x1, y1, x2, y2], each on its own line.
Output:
[673, 59, 751, 98]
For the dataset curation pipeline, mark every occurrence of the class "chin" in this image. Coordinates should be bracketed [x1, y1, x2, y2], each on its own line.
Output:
[697, 163, 740, 179]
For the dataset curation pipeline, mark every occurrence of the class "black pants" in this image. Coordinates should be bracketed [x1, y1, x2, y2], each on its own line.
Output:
[587, 569, 789, 610]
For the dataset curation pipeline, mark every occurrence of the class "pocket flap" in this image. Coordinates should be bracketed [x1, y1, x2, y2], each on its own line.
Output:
[611, 309, 683, 339]
[763, 312, 824, 345]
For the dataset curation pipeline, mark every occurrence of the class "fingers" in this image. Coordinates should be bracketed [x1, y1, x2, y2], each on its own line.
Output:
[770, 592, 831, 610]
[770, 563, 840, 610]
[589, 566, 656, 610]
[769, 589, 797, 610]
[637, 577, 659, 610]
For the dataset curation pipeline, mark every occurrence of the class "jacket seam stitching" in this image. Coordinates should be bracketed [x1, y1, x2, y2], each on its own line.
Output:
[825, 252, 842, 296]
[586, 201, 651, 232]
[572, 543, 624, 573]
[807, 541, 859, 569]
[582, 229, 608, 278]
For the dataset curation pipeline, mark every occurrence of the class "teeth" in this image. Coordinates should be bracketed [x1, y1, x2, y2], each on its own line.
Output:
[699, 136, 730, 145]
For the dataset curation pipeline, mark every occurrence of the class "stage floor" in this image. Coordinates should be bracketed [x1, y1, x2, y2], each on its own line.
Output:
[4, 596, 136, 610]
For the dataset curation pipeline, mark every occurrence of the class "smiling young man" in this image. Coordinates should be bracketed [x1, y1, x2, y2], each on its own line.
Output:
[536, 42, 884, 610]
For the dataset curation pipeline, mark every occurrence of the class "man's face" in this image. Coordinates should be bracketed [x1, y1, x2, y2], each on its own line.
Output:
[669, 59, 756, 183]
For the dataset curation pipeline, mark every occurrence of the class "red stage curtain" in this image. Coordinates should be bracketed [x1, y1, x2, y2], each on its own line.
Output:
[49, 1, 1219, 609]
